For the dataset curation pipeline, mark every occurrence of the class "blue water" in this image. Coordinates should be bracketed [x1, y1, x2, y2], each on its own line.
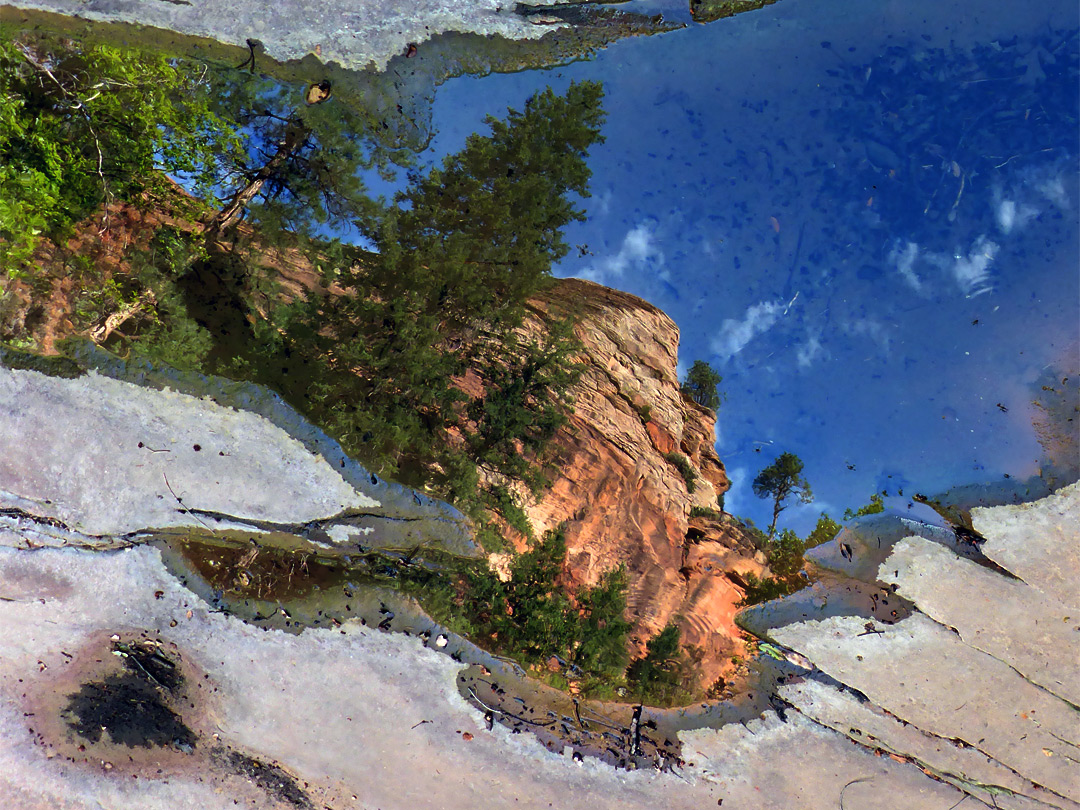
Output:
[417, 0, 1079, 535]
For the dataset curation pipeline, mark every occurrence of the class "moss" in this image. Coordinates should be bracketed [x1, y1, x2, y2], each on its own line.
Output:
[689, 506, 719, 519]
[0, 344, 87, 378]
[663, 452, 697, 493]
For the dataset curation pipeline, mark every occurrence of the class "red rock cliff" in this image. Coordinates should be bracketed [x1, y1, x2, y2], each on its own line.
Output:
[507, 278, 766, 690]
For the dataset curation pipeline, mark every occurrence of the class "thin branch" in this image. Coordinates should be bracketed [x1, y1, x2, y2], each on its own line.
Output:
[91, 290, 157, 343]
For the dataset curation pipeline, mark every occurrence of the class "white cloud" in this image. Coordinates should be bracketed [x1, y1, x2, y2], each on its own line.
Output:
[593, 188, 613, 217]
[575, 222, 662, 285]
[1034, 173, 1068, 209]
[720, 465, 749, 516]
[951, 234, 999, 296]
[711, 300, 785, 360]
[845, 318, 892, 356]
[796, 333, 825, 369]
[920, 234, 999, 297]
[995, 198, 1039, 234]
[888, 240, 924, 292]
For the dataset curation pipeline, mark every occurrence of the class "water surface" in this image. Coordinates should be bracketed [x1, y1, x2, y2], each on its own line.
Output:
[419, 0, 1079, 533]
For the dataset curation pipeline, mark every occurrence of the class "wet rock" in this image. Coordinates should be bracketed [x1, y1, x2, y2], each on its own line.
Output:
[5, 0, 562, 72]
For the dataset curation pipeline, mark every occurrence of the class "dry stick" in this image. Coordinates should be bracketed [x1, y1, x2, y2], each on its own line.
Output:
[162, 473, 212, 529]
[838, 777, 872, 810]
[92, 290, 157, 342]
[466, 687, 554, 729]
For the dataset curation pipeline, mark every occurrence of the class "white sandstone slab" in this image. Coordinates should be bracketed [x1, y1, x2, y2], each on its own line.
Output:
[779, 678, 1078, 810]
[770, 613, 1080, 803]
[0, 367, 378, 538]
[881, 535, 1080, 707]
[971, 481, 1080, 611]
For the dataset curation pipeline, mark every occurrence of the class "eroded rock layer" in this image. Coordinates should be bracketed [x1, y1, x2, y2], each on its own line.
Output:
[513, 279, 764, 686]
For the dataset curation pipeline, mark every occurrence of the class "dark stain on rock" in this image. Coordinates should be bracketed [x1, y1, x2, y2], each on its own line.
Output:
[62, 639, 195, 751]
[64, 674, 195, 750]
[213, 747, 314, 809]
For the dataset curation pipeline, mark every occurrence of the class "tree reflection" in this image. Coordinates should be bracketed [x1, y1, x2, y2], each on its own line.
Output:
[0, 33, 607, 533]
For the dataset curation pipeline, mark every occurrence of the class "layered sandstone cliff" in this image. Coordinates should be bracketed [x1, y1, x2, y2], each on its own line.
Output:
[510, 278, 766, 689]
[2, 193, 765, 690]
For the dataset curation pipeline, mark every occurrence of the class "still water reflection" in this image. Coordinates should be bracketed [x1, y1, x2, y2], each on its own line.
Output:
[420, 0, 1079, 534]
[0, 0, 1076, 721]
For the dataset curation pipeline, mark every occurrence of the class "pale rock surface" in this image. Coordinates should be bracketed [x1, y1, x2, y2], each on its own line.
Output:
[0, 541, 971, 810]
[880, 535, 1080, 706]
[0, 363, 473, 555]
[972, 481, 1080, 610]
[770, 613, 1079, 802]
[1, 331, 1077, 809]
[755, 483, 1080, 809]
[681, 711, 965, 810]
[0, 367, 375, 536]
[4, 0, 559, 72]
[777, 678, 1064, 810]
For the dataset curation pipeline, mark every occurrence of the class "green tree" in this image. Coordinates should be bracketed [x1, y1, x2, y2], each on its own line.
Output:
[843, 493, 885, 521]
[460, 527, 631, 678]
[271, 82, 605, 491]
[765, 528, 805, 579]
[574, 565, 632, 677]
[681, 360, 724, 410]
[805, 512, 841, 549]
[737, 512, 839, 607]
[752, 452, 813, 538]
[381, 82, 606, 330]
[0, 37, 241, 267]
[627, 622, 686, 705]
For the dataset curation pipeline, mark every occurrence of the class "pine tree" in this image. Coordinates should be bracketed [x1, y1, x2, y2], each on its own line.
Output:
[752, 452, 813, 538]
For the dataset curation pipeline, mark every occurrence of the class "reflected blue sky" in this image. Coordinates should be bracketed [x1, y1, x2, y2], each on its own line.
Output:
[414, 0, 1078, 534]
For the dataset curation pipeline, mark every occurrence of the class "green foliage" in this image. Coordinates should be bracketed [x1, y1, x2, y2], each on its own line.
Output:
[466, 321, 580, 490]
[740, 572, 798, 605]
[689, 506, 720, 520]
[680, 359, 725, 411]
[765, 528, 805, 579]
[573, 565, 632, 678]
[805, 512, 841, 549]
[737, 512, 841, 607]
[384, 81, 606, 329]
[843, 493, 886, 521]
[459, 527, 631, 680]
[260, 83, 603, 500]
[0, 43, 622, 699]
[486, 484, 533, 539]
[664, 452, 697, 493]
[0, 36, 240, 267]
[627, 623, 689, 705]
[752, 451, 813, 538]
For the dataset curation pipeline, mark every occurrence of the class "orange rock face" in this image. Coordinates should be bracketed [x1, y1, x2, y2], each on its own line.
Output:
[506, 278, 767, 690]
